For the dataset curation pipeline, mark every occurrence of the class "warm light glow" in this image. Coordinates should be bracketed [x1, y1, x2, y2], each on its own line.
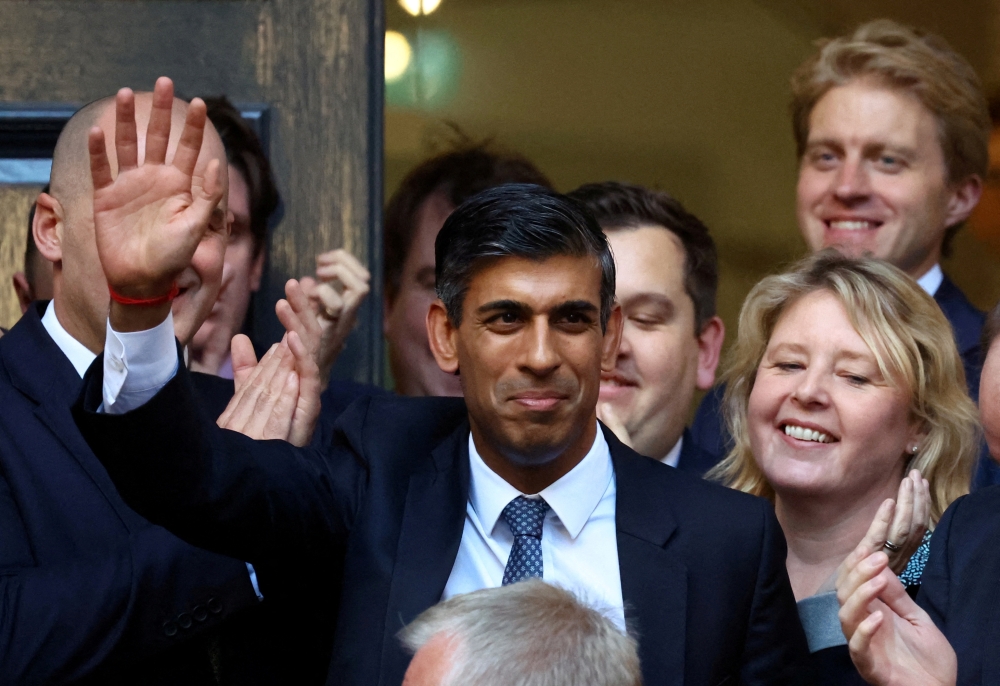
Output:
[399, 0, 442, 16]
[384, 31, 412, 81]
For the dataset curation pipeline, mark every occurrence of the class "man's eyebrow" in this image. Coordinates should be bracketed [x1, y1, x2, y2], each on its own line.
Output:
[476, 299, 532, 315]
[551, 300, 599, 318]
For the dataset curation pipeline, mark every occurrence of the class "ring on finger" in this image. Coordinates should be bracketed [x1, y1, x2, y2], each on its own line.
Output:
[320, 304, 339, 320]
[883, 540, 902, 552]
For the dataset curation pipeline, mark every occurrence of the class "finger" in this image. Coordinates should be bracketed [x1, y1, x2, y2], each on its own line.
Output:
[183, 158, 223, 244]
[237, 342, 291, 439]
[299, 275, 318, 297]
[875, 565, 925, 622]
[221, 342, 282, 433]
[316, 249, 371, 282]
[917, 477, 931, 532]
[249, 340, 296, 435]
[231, 334, 258, 389]
[144, 76, 175, 165]
[887, 476, 914, 547]
[837, 549, 889, 607]
[839, 499, 894, 591]
[312, 283, 345, 319]
[838, 567, 889, 637]
[261, 367, 299, 442]
[287, 330, 322, 447]
[846, 609, 883, 678]
[284, 279, 321, 346]
[114, 88, 138, 171]
[171, 97, 208, 178]
[276, 295, 319, 358]
[88, 127, 114, 191]
[316, 262, 371, 302]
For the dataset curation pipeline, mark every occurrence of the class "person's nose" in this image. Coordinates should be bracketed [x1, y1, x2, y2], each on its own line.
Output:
[832, 155, 871, 203]
[519, 319, 561, 377]
[790, 366, 830, 409]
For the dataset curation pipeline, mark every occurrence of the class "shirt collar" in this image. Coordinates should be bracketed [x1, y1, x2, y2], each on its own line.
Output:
[915, 264, 943, 297]
[41, 301, 97, 379]
[660, 435, 683, 468]
[467, 422, 613, 541]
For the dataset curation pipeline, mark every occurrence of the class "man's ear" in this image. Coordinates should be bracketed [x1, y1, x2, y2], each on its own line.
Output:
[945, 174, 983, 227]
[33, 193, 64, 265]
[249, 247, 266, 293]
[12, 272, 34, 314]
[427, 299, 459, 374]
[600, 303, 624, 373]
[696, 315, 726, 391]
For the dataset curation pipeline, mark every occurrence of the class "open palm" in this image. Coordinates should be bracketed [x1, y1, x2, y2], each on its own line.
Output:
[90, 78, 223, 299]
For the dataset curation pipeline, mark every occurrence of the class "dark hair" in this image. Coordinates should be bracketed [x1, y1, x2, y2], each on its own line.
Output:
[24, 183, 49, 288]
[385, 144, 552, 303]
[201, 96, 280, 256]
[435, 184, 616, 331]
[567, 181, 718, 331]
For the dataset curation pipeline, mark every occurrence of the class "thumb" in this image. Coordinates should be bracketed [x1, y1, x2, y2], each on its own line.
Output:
[231, 334, 258, 388]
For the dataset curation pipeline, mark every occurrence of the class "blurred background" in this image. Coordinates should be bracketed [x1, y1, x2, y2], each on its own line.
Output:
[4, 0, 1000, 385]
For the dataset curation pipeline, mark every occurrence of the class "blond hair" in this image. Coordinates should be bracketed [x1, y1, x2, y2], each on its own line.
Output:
[791, 19, 990, 188]
[708, 251, 978, 525]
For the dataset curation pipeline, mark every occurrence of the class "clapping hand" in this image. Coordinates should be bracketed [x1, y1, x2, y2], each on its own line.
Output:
[299, 249, 371, 389]
[218, 324, 321, 447]
[835, 497, 955, 686]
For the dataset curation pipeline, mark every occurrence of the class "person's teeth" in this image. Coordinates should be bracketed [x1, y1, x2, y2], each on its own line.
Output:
[829, 220, 874, 231]
[783, 424, 832, 443]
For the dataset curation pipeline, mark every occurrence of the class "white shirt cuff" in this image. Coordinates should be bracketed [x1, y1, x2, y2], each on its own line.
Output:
[246, 562, 264, 601]
[102, 313, 179, 415]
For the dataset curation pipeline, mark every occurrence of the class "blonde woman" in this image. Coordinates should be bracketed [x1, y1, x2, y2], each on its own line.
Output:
[709, 251, 978, 684]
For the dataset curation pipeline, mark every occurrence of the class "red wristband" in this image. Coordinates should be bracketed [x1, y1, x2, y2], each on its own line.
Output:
[108, 282, 180, 307]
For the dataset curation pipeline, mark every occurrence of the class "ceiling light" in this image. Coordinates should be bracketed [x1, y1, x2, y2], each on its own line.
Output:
[384, 31, 412, 81]
[399, 0, 442, 17]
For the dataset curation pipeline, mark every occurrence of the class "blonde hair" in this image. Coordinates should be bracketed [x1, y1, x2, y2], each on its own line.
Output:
[791, 19, 990, 188]
[708, 251, 978, 525]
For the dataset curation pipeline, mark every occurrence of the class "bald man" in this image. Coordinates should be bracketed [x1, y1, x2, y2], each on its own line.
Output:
[0, 84, 268, 684]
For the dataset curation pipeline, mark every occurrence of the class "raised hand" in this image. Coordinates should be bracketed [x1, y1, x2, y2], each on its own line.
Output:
[90, 77, 224, 308]
[883, 470, 931, 574]
[298, 248, 371, 388]
[836, 547, 955, 686]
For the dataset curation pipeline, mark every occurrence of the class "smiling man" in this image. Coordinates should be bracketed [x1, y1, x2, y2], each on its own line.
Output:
[72, 109, 811, 686]
[568, 182, 724, 474]
[692, 20, 994, 482]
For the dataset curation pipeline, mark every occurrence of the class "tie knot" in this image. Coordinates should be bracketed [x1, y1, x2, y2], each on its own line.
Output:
[502, 496, 550, 538]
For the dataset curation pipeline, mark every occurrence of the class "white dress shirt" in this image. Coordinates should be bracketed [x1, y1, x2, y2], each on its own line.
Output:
[443, 426, 626, 631]
[916, 263, 943, 298]
[660, 435, 683, 468]
[98, 313, 262, 599]
[42, 301, 97, 378]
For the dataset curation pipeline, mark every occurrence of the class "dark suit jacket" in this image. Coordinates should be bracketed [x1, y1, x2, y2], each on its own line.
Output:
[689, 275, 999, 486]
[676, 427, 723, 476]
[0, 302, 260, 685]
[74, 357, 811, 686]
[918, 485, 1000, 685]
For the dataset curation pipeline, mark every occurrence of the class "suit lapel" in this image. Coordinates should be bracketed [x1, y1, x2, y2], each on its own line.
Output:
[608, 426, 687, 686]
[379, 421, 471, 685]
[1, 303, 136, 528]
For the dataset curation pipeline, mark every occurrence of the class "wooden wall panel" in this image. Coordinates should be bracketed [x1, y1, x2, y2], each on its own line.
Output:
[0, 0, 384, 384]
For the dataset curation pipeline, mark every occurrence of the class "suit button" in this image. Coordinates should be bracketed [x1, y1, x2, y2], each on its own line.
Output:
[162, 621, 178, 637]
[207, 597, 223, 614]
[177, 612, 193, 629]
[193, 605, 208, 622]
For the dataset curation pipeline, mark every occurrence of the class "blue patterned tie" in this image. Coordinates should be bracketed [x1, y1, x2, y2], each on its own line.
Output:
[501, 496, 551, 585]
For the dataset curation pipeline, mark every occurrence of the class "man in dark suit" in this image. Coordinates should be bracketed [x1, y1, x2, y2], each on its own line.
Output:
[72, 84, 811, 685]
[691, 19, 996, 485]
[567, 182, 725, 476]
[833, 303, 1000, 685]
[0, 86, 270, 684]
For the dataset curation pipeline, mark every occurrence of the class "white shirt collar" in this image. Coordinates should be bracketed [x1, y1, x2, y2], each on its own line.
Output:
[41, 301, 97, 379]
[915, 264, 943, 297]
[468, 423, 613, 541]
[660, 435, 683, 468]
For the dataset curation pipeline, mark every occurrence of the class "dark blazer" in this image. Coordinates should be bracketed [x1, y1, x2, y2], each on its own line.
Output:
[0, 302, 260, 685]
[74, 357, 811, 686]
[918, 484, 1000, 685]
[676, 426, 723, 476]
